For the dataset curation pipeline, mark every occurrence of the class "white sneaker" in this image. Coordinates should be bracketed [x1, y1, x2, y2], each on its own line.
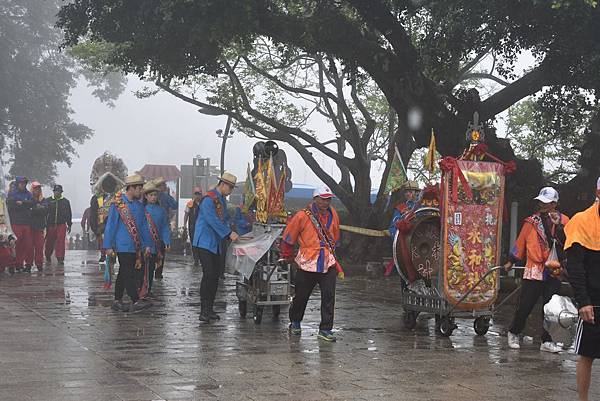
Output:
[540, 342, 562, 353]
[508, 332, 520, 349]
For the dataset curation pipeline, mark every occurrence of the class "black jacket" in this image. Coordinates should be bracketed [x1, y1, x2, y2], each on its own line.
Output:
[30, 198, 48, 230]
[45, 196, 72, 227]
[566, 243, 600, 308]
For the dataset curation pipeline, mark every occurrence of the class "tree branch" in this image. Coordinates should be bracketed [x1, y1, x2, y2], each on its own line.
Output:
[460, 72, 510, 87]
[222, 60, 358, 168]
[479, 62, 551, 120]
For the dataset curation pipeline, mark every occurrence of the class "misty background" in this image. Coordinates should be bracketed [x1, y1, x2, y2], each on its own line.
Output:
[57, 77, 355, 217]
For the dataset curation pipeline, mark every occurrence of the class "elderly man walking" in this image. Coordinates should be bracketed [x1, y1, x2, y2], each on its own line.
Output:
[565, 178, 600, 401]
[504, 186, 569, 352]
[281, 186, 342, 342]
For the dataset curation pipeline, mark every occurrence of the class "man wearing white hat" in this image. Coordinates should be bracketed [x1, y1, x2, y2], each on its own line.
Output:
[193, 172, 239, 322]
[504, 186, 570, 352]
[565, 177, 600, 401]
[280, 185, 342, 342]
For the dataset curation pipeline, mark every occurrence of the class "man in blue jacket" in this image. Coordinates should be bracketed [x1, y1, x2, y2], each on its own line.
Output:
[103, 175, 153, 312]
[7, 176, 33, 273]
[153, 177, 177, 279]
[193, 172, 239, 322]
[142, 182, 171, 294]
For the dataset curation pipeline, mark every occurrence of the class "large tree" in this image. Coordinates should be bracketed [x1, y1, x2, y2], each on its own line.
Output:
[0, 0, 124, 183]
[57, 1, 600, 212]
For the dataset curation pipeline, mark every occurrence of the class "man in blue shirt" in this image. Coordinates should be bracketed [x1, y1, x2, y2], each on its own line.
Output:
[193, 172, 239, 322]
[153, 177, 177, 279]
[103, 175, 153, 312]
[143, 182, 171, 294]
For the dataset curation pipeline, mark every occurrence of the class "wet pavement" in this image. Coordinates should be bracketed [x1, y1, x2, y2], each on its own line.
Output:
[0, 250, 598, 401]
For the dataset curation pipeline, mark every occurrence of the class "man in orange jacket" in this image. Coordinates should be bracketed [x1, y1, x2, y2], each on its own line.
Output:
[504, 187, 569, 352]
[280, 185, 342, 342]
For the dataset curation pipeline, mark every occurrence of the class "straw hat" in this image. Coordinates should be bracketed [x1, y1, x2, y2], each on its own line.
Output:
[153, 176, 166, 186]
[124, 174, 145, 186]
[143, 182, 159, 194]
[218, 172, 237, 187]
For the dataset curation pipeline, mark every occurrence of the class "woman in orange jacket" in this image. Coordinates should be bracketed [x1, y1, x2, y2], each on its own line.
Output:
[504, 187, 569, 353]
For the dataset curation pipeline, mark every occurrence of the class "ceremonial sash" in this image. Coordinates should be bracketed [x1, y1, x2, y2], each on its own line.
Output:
[145, 210, 163, 259]
[203, 191, 225, 221]
[115, 193, 143, 269]
[304, 205, 344, 278]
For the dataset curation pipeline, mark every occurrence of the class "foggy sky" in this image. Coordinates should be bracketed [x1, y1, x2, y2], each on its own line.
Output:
[55, 77, 351, 216]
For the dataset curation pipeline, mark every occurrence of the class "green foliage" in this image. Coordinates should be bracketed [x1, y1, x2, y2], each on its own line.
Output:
[0, 0, 92, 183]
[505, 89, 597, 182]
[0, 0, 126, 183]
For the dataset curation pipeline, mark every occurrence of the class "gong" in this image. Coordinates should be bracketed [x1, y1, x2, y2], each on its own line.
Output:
[393, 208, 441, 284]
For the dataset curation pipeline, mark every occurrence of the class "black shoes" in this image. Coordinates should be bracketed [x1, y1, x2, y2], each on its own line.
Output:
[23, 265, 32, 273]
[111, 300, 128, 312]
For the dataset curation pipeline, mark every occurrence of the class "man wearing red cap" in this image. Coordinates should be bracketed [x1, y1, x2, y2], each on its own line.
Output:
[281, 185, 342, 342]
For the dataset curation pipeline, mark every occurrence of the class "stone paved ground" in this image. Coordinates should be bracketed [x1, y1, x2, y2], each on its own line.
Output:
[0, 250, 598, 401]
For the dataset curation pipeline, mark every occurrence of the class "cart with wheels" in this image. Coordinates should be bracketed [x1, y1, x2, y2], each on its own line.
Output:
[228, 223, 294, 324]
[394, 116, 516, 336]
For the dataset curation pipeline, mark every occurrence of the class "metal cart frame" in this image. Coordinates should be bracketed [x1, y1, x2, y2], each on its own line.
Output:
[235, 223, 294, 324]
[400, 266, 524, 336]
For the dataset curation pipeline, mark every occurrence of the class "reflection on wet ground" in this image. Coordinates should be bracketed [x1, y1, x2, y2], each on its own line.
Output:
[0, 250, 597, 400]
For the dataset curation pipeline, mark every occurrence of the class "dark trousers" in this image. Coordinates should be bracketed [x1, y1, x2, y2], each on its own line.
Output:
[509, 277, 561, 342]
[154, 243, 166, 278]
[289, 267, 337, 331]
[137, 253, 157, 293]
[189, 228, 200, 262]
[191, 246, 201, 263]
[219, 239, 229, 276]
[198, 248, 222, 308]
[115, 252, 139, 303]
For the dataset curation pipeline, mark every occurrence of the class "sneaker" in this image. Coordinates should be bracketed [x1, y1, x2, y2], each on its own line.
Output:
[57, 259, 64, 266]
[23, 265, 32, 273]
[99, 254, 106, 263]
[199, 312, 210, 323]
[540, 342, 562, 353]
[289, 322, 301, 335]
[45, 257, 51, 264]
[208, 311, 220, 320]
[508, 332, 520, 349]
[8, 267, 14, 275]
[317, 330, 336, 342]
[36, 265, 43, 272]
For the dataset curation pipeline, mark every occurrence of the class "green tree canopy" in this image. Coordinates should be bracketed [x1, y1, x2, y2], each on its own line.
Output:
[1, 0, 124, 183]
[57, 0, 600, 213]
